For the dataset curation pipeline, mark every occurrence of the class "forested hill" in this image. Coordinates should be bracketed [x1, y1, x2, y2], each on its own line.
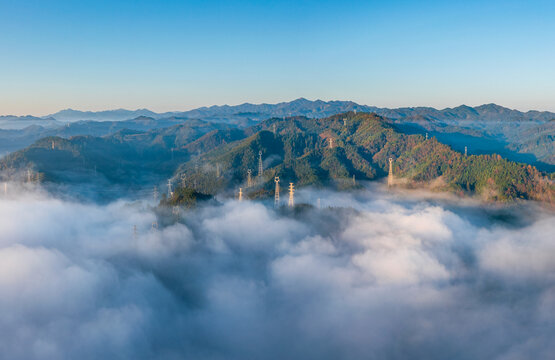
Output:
[3, 99, 553, 171]
[1, 112, 553, 204]
[176, 113, 554, 204]
[0, 120, 227, 187]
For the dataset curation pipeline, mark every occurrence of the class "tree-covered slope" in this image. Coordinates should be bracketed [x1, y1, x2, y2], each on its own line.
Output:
[2, 112, 553, 204]
[0, 121, 227, 184]
[175, 113, 554, 203]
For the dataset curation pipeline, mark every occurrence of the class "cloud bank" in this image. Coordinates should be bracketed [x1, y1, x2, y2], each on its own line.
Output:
[0, 185, 554, 359]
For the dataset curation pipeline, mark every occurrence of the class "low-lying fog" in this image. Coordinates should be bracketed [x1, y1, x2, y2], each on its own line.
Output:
[0, 184, 553, 359]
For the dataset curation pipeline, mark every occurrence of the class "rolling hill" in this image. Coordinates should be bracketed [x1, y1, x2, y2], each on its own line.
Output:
[3, 99, 554, 171]
[3, 112, 552, 205]
[175, 113, 554, 204]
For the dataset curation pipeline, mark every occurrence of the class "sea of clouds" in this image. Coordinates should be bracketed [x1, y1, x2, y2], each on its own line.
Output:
[0, 184, 554, 359]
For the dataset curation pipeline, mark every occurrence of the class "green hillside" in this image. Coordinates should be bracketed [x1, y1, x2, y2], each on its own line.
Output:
[0, 121, 225, 184]
[175, 113, 554, 204]
[1, 112, 553, 204]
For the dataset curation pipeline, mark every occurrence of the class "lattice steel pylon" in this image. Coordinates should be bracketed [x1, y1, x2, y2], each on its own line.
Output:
[258, 151, 263, 178]
[288, 183, 295, 207]
[172, 206, 180, 220]
[238, 187, 243, 202]
[247, 169, 253, 187]
[167, 179, 173, 198]
[274, 177, 280, 208]
[388, 158, 394, 187]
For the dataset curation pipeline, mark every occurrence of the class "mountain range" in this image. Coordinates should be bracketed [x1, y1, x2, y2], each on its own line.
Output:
[2, 112, 553, 205]
[1, 99, 554, 171]
[3, 98, 554, 124]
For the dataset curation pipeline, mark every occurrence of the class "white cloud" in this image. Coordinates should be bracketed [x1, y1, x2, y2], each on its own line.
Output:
[0, 186, 553, 359]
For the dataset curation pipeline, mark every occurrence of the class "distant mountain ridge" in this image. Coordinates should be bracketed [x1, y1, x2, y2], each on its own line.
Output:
[176, 99, 555, 122]
[44, 108, 163, 122]
[0, 116, 191, 157]
[0, 115, 61, 130]
[2, 98, 553, 124]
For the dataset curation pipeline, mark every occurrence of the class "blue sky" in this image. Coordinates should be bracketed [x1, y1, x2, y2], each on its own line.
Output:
[1, 0, 554, 115]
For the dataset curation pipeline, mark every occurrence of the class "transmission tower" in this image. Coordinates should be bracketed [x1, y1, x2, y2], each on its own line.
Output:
[216, 163, 221, 178]
[167, 179, 173, 198]
[274, 176, 280, 208]
[258, 151, 263, 178]
[388, 158, 394, 187]
[238, 187, 243, 202]
[3, 182, 7, 196]
[344, 118, 347, 127]
[153, 186, 159, 202]
[465, 146, 468, 156]
[425, 133, 428, 140]
[247, 169, 253, 187]
[273, 123, 276, 135]
[352, 174, 356, 186]
[181, 173, 187, 188]
[329, 138, 334, 149]
[172, 206, 180, 220]
[27, 169, 32, 183]
[288, 183, 295, 207]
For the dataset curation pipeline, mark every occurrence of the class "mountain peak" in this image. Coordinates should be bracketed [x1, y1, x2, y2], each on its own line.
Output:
[474, 103, 510, 112]
[290, 97, 311, 104]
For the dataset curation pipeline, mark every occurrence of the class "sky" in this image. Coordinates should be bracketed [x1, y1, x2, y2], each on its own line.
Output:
[1, 0, 554, 115]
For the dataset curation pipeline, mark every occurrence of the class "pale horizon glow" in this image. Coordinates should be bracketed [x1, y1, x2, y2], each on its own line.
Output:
[1, 0, 555, 116]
